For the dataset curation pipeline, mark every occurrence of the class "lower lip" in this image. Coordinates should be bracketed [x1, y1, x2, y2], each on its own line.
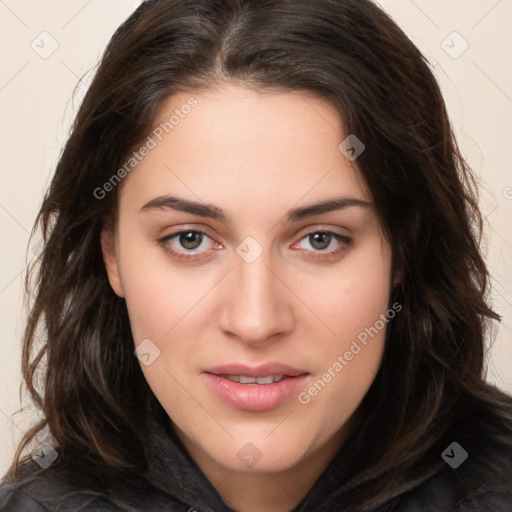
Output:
[202, 373, 309, 411]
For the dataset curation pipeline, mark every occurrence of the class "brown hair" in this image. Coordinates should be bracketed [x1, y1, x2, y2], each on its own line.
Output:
[6, 0, 512, 510]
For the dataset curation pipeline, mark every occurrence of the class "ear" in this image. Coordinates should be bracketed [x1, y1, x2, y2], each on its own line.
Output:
[101, 227, 125, 298]
[392, 266, 403, 288]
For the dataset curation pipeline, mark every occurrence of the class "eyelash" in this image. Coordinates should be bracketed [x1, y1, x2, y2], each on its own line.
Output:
[157, 228, 352, 262]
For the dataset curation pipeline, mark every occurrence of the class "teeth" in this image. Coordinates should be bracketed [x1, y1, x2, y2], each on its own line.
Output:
[256, 376, 274, 384]
[222, 375, 284, 384]
[225, 375, 243, 383]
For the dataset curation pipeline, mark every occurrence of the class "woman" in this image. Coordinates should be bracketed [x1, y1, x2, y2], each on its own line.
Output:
[1, 0, 511, 510]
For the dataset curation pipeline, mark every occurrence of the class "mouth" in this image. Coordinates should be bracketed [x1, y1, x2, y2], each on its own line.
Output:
[202, 363, 309, 411]
[219, 374, 287, 384]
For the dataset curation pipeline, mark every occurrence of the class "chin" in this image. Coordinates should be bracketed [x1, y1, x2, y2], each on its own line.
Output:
[201, 433, 312, 473]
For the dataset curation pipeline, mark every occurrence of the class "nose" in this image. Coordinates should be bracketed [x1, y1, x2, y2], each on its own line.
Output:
[217, 250, 295, 346]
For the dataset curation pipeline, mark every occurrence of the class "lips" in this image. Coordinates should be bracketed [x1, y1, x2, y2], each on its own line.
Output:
[202, 363, 309, 411]
[204, 363, 307, 378]
[222, 375, 284, 384]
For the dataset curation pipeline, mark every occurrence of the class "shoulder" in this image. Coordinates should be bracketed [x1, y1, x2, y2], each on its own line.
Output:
[395, 388, 512, 511]
[0, 457, 190, 512]
[0, 483, 49, 512]
[0, 459, 123, 511]
[394, 468, 512, 512]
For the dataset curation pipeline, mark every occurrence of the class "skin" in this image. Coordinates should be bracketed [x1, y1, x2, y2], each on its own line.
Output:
[102, 82, 395, 512]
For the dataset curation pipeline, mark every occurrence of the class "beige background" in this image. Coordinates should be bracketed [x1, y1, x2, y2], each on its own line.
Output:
[0, 0, 511, 474]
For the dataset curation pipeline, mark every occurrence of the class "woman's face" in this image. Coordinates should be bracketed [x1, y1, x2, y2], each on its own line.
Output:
[103, 82, 394, 475]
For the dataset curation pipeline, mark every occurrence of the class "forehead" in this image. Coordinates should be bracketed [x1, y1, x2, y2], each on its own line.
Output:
[119, 82, 371, 213]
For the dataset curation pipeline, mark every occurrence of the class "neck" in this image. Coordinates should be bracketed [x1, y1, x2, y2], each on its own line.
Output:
[174, 417, 357, 512]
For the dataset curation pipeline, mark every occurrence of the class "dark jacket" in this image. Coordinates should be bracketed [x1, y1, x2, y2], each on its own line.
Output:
[1, 393, 511, 512]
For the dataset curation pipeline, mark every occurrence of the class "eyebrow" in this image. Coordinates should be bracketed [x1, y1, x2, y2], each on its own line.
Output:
[140, 195, 371, 223]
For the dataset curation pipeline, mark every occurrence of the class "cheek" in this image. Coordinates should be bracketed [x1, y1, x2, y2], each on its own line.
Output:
[118, 238, 212, 391]
[312, 241, 392, 342]
[123, 270, 175, 345]
[121, 262, 200, 413]
[296, 243, 391, 409]
[117, 226, 201, 343]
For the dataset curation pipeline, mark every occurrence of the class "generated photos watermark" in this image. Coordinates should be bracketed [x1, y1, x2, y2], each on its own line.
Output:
[298, 302, 402, 405]
[134, 338, 161, 366]
[441, 441, 468, 469]
[93, 97, 198, 200]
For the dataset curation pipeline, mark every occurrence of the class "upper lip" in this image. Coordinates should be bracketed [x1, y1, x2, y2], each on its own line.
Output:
[204, 363, 308, 378]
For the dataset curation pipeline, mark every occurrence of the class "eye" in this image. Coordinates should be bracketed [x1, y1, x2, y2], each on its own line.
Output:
[158, 230, 217, 261]
[293, 231, 352, 259]
[158, 228, 352, 262]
